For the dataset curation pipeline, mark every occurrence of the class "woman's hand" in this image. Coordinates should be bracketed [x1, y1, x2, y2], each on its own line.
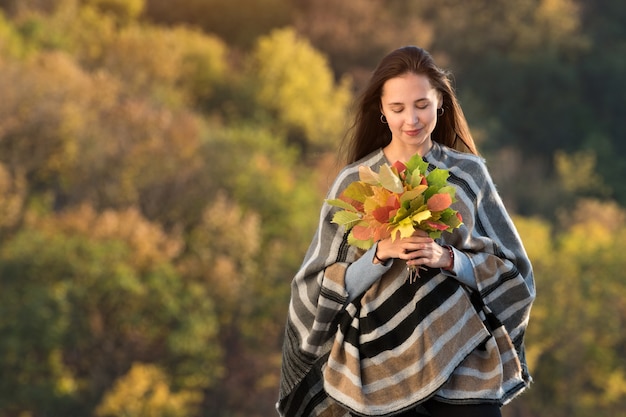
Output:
[374, 230, 452, 270]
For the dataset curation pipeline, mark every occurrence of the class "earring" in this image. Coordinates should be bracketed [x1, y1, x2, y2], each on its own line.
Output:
[437, 107, 444, 116]
[380, 114, 388, 124]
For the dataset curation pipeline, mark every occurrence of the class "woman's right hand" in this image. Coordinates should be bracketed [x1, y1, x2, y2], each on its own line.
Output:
[374, 231, 451, 270]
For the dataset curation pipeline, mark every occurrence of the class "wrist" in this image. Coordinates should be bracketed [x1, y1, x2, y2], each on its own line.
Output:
[373, 242, 388, 264]
[442, 245, 454, 271]
[374, 252, 385, 263]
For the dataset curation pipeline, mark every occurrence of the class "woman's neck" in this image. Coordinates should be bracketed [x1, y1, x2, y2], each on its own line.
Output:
[383, 139, 433, 163]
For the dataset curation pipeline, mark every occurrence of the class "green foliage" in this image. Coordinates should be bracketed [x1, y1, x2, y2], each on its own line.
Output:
[0, 9, 31, 58]
[204, 124, 320, 246]
[0, 207, 221, 415]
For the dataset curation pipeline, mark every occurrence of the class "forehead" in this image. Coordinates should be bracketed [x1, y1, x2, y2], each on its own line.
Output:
[381, 73, 438, 103]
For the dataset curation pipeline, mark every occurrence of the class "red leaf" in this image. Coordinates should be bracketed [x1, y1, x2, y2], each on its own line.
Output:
[372, 206, 393, 223]
[392, 160, 407, 175]
[425, 221, 449, 231]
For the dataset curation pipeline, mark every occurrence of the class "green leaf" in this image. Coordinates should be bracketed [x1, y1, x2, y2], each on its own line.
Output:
[326, 198, 356, 211]
[426, 168, 450, 188]
[438, 185, 457, 199]
[406, 171, 425, 188]
[331, 210, 362, 229]
[406, 153, 428, 176]
[400, 186, 427, 206]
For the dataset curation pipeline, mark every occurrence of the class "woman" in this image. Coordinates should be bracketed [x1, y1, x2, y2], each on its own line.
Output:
[277, 46, 535, 417]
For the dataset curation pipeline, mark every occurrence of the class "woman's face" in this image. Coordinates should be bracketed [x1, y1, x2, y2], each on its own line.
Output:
[380, 72, 442, 156]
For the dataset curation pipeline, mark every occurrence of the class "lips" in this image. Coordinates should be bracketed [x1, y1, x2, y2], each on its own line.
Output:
[404, 129, 421, 136]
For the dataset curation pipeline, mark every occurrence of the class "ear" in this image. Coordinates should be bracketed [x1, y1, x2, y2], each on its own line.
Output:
[437, 91, 444, 109]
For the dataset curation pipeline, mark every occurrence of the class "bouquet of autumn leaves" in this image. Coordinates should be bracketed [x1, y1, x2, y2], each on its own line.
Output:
[326, 153, 463, 251]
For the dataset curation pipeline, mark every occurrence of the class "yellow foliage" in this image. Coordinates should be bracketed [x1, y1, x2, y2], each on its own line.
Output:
[95, 363, 200, 417]
[99, 23, 227, 105]
[603, 370, 626, 404]
[49, 349, 78, 396]
[511, 215, 553, 264]
[84, 0, 145, 21]
[558, 199, 624, 254]
[0, 50, 121, 182]
[252, 27, 352, 148]
[555, 150, 607, 194]
[189, 193, 261, 297]
[30, 204, 183, 268]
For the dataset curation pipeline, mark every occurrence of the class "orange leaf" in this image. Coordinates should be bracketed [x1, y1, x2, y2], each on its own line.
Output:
[352, 224, 373, 241]
[427, 193, 452, 212]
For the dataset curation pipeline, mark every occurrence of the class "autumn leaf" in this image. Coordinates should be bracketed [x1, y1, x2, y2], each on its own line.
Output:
[331, 210, 361, 229]
[358, 165, 379, 184]
[379, 164, 404, 193]
[427, 193, 452, 212]
[326, 198, 357, 212]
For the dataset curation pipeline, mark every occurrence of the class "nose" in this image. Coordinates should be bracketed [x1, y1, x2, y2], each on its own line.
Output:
[406, 108, 418, 125]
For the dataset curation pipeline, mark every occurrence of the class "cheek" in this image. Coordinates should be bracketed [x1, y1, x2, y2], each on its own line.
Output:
[387, 115, 404, 129]
[426, 109, 439, 125]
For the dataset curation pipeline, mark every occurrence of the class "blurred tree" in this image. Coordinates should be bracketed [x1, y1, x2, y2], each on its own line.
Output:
[0, 206, 221, 415]
[292, 0, 434, 88]
[421, 0, 588, 153]
[83, 0, 145, 23]
[0, 163, 25, 234]
[95, 363, 200, 417]
[554, 150, 609, 197]
[196, 124, 325, 415]
[144, 0, 293, 47]
[511, 199, 626, 417]
[0, 9, 30, 58]
[576, 0, 626, 205]
[250, 27, 352, 151]
[0, 52, 100, 197]
[93, 24, 227, 107]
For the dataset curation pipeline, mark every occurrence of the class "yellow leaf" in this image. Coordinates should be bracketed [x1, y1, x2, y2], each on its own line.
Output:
[411, 209, 432, 225]
[379, 164, 404, 193]
[359, 165, 379, 184]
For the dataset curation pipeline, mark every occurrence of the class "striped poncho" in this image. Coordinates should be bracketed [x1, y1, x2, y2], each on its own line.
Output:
[277, 142, 535, 416]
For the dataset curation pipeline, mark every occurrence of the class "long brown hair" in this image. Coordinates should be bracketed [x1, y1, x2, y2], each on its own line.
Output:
[342, 46, 477, 164]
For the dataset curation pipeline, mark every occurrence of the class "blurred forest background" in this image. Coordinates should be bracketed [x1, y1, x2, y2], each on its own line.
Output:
[0, 0, 624, 416]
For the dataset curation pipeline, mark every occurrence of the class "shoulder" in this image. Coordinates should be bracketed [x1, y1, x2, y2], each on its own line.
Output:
[428, 142, 491, 186]
[328, 149, 386, 198]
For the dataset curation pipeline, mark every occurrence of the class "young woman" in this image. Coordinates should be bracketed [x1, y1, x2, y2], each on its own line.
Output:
[277, 46, 535, 417]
